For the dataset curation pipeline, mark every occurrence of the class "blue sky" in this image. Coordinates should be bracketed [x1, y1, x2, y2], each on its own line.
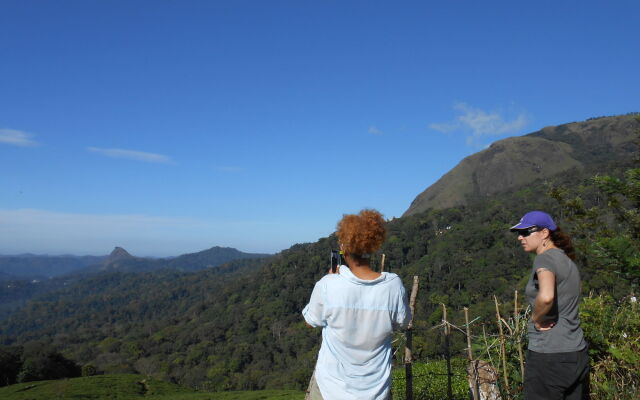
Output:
[1, 1, 639, 256]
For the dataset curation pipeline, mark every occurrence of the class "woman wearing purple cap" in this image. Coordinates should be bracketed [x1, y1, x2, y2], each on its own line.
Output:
[510, 211, 589, 400]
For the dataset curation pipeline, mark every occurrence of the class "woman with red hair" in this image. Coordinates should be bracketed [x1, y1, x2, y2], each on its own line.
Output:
[303, 209, 410, 400]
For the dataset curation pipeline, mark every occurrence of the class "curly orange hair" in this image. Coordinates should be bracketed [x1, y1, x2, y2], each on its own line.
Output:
[336, 209, 386, 256]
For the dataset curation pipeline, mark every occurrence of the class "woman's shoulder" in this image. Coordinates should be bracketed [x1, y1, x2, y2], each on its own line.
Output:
[539, 248, 569, 260]
[317, 273, 341, 284]
[533, 248, 570, 272]
[382, 272, 407, 288]
[383, 271, 400, 280]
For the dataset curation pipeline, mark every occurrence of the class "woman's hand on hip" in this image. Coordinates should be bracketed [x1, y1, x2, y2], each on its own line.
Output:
[535, 320, 556, 331]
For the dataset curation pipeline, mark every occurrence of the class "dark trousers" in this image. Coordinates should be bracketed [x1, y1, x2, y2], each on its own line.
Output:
[524, 347, 589, 400]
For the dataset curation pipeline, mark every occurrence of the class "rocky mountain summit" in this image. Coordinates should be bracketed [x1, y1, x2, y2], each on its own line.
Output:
[404, 114, 639, 216]
[106, 247, 133, 262]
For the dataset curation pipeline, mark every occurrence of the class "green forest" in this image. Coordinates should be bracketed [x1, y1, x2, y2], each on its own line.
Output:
[0, 116, 638, 399]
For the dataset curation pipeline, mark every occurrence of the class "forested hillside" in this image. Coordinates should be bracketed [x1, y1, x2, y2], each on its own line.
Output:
[0, 254, 107, 280]
[1, 116, 637, 393]
[0, 246, 270, 322]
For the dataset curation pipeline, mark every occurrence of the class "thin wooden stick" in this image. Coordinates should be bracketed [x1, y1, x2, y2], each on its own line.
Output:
[404, 276, 419, 400]
[380, 253, 386, 272]
[442, 303, 453, 400]
[464, 307, 473, 360]
[465, 307, 479, 400]
[407, 276, 419, 329]
[494, 296, 510, 394]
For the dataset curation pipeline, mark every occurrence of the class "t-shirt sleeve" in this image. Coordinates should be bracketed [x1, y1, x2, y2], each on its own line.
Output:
[302, 281, 326, 327]
[533, 252, 558, 276]
[394, 282, 412, 329]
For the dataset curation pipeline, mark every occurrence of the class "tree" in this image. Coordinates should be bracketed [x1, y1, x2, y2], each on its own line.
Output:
[0, 345, 22, 386]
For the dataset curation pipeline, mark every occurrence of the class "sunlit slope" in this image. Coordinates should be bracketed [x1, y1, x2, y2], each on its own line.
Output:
[404, 114, 639, 216]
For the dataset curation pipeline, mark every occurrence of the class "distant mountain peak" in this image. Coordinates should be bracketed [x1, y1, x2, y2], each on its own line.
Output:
[108, 247, 132, 261]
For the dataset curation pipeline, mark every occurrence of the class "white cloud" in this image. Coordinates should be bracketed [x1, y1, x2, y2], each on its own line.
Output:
[368, 126, 384, 136]
[429, 102, 529, 145]
[454, 103, 528, 135]
[427, 123, 457, 133]
[87, 147, 173, 164]
[0, 129, 39, 146]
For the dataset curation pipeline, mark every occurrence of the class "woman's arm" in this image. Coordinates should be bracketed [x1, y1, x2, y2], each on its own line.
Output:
[532, 268, 556, 331]
[302, 281, 326, 328]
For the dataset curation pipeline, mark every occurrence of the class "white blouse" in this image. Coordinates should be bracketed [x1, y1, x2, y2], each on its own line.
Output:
[302, 265, 411, 400]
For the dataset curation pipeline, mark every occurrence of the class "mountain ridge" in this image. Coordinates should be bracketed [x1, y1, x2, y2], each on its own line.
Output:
[96, 245, 270, 273]
[0, 246, 271, 279]
[404, 114, 639, 216]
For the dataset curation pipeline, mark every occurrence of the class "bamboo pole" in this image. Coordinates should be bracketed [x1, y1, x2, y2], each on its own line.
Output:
[404, 276, 419, 400]
[465, 307, 479, 400]
[464, 307, 473, 361]
[407, 276, 419, 330]
[494, 296, 510, 395]
[442, 304, 453, 400]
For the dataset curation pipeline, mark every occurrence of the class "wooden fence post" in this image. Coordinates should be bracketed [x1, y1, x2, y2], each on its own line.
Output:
[442, 304, 453, 400]
[465, 307, 480, 400]
[405, 276, 419, 400]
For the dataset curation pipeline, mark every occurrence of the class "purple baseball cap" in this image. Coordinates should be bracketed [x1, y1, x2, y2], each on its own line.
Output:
[510, 211, 557, 231]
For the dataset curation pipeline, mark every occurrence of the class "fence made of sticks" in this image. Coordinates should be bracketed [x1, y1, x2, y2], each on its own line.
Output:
[398, 274, 529, 400]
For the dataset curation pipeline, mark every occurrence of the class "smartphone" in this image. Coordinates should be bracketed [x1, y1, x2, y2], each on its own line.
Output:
[330, 250, 341, 273]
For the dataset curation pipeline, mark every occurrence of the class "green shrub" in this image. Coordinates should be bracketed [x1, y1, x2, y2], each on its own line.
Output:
[581, 294, 640, 400]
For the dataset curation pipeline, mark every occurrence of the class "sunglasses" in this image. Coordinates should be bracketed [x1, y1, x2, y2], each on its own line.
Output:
[515, 227, 540, 237]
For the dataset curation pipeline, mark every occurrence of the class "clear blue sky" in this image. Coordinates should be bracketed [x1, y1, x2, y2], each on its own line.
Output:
[1, 1, 639, 256]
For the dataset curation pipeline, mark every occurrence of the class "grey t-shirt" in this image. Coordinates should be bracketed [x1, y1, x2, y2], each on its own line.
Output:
[525, 248, 586, 353]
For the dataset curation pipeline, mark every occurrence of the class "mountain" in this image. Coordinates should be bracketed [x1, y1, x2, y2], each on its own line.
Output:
[0, 245, 270, 278]
[163, 246, 271, 271]
[404, 114, 639, 216]
[0, 254, 107, 280]
[98, 247, 143, 271]
[0, 246, 272, 322]
[107, 247, 133, 261]
[96, 246, 270, 273]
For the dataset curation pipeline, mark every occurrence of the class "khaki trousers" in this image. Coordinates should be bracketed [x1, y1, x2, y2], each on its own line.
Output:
[305, 372, 324, 400]
[305, 372, 392, 400]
